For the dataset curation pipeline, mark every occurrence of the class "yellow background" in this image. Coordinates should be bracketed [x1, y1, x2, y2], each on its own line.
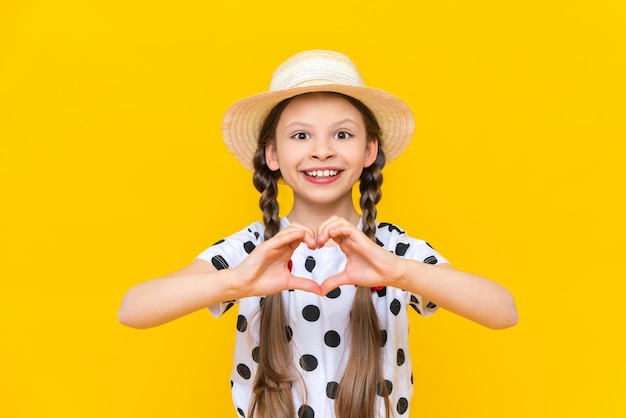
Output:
[1, 0, 624, 417]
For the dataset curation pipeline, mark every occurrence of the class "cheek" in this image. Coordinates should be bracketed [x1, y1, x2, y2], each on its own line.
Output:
[277, 141, 306, 163]
[349, 144, 375, 167]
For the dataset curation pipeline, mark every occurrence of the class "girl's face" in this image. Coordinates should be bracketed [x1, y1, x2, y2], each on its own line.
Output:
[265, 93, 378, 210]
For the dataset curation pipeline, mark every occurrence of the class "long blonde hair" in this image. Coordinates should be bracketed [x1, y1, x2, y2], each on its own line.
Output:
[249, 92, 390, 418]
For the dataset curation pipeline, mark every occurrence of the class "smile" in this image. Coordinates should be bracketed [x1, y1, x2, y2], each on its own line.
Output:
[304, 169, 339, 178]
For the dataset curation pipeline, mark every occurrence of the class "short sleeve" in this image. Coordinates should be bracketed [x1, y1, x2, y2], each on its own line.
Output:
[195, 222, 265, 317]
[375, 222, 449, 317]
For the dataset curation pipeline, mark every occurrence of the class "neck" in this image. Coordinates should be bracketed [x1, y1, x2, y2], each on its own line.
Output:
[286, 199, 361, 231]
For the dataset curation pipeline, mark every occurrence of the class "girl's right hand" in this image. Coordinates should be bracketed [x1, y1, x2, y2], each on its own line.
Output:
[118, 223, 321, 329]
[231, 223, 322, 297]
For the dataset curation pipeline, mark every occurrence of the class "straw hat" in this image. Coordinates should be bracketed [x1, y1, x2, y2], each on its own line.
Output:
[221, 50, 415, 171]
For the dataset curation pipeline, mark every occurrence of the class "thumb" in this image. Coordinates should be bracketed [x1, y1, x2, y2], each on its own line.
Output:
[290, 276, 323, 295]
[320, 273, 350, 296]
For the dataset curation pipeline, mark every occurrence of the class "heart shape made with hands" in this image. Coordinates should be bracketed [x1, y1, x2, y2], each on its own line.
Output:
[286, 258, 385, 293]
[270, 217, 398, 295]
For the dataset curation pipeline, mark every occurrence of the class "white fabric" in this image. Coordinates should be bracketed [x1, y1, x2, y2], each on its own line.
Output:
[196, 218, 448, 417]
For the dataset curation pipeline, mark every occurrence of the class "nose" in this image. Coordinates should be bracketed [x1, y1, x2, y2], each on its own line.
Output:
[311, 137, 336, 161]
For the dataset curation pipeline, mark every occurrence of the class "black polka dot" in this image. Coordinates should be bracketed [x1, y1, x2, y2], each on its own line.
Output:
[397, 348, 405, 366]
[236, 363, 251, 380]
[377, 379, 393, 396]
[409, 295, 422, 314]
[324, 330, 341, 347]
[390, 299, 401, 316]
[224, 302, 235, 313]
[379, 222, 405, 234]
[305, 256, 316, 272]
[380, 330, 388, 347]
[385, 380, 393, 395]
[395, 242, 410, 256]
[236, 315, 247, 332]
[243, 241, 256, 254]
[326, 287, 341, 299]
[302, 305, 320, 322]
[397, 397, 409, 414]
[423, 255, 438, 265]
[298, 404, 315, 418]
[237, 407, 245, 417]
[212, 239, 225, 246]
[211, 255, 229, 270]
[376, 287, 387, 297]
[251, 346, 259, 363]
[286, 326, 293, 342]
[326, 381, 339, 399]
[426, 301, 438, 309]
[299, 354, 318, 371]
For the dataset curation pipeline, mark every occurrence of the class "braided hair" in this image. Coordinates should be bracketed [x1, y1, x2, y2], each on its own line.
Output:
[249, 92, 389, 418]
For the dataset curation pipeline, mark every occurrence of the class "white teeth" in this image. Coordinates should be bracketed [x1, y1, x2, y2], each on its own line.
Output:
[306, 169, 338, 177]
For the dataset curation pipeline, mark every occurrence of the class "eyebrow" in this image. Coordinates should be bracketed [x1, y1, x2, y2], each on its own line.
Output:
[331, 118, 360, 128]
[282, 121, 313, 131]
[282, 118, 360, 131]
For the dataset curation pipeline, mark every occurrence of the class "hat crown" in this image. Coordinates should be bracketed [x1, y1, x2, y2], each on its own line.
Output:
[269, 50, 365, 92]
[222, 50, 414, 171]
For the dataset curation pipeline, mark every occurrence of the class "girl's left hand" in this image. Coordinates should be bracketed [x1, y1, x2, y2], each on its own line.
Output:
[316, 216, 403, 295]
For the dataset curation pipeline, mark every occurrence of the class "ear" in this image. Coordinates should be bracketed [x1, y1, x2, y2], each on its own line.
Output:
[363, 138, 379, 168]
[265, 141, 280, 171]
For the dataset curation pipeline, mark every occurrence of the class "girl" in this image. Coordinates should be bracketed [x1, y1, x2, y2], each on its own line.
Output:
[118, 50, 518, 418]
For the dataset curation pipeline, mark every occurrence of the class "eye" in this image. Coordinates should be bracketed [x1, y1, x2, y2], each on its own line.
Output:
[334, 130, 353, 140]
[290, 131, 310, 140]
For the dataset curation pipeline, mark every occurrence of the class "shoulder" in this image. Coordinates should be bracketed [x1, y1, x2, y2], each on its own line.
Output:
[374, 221, 447, 265]
[374, 221, 415, 249]
[195, 220, 266, 268]
[219, 221, 265, 243]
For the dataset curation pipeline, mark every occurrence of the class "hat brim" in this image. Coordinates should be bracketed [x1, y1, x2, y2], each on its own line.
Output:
[222, 84, 415, 172]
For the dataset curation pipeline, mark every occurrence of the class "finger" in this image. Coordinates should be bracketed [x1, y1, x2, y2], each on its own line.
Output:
[285, 223, 317, 249]
[316, 216, 351, 247]
[317, 215, 340, 232]
[289, 276, 322, 295]
[315, 215, 339, 247]
[268, 227, 307, 250]
[325, 224, 366, 251]
[320, 273, 351, 295]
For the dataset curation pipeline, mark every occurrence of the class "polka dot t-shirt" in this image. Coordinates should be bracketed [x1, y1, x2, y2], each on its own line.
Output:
[196, 218, 448, 418]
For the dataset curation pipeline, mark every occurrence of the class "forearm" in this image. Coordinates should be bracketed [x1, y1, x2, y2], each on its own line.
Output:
[396, 261, 518, 329]
[118, 268, 239, 329]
